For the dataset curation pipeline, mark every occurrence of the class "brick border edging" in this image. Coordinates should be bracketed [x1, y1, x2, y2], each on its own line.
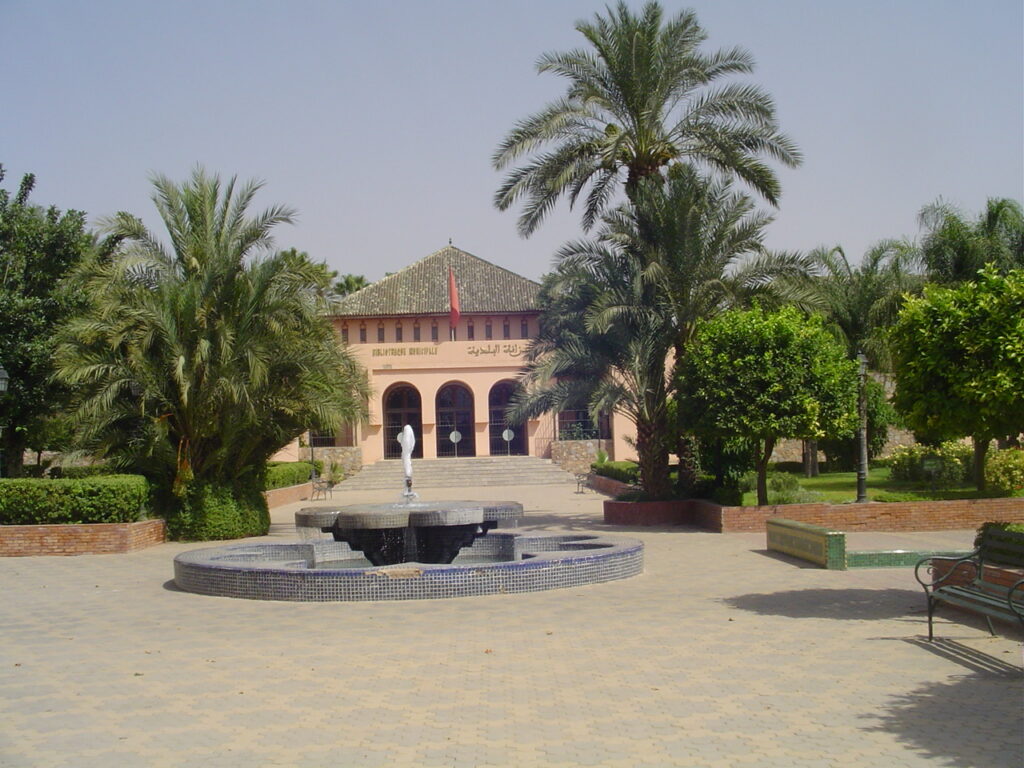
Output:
[0, 518, 166, 557]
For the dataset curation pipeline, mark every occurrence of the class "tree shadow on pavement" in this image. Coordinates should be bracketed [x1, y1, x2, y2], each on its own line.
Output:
[861, 654, 1024, 768]
[722, 588, 923, 620]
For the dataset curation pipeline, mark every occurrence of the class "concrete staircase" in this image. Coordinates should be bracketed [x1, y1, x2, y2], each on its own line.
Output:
[335, 456, 577, 491]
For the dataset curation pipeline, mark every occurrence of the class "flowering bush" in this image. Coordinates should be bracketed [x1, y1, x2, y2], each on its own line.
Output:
[984, 449, 1024, 497]
[889, 442, 971, 488]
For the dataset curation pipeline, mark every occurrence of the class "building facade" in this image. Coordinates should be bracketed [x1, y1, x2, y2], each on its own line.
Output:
[306, 245, 632, 468]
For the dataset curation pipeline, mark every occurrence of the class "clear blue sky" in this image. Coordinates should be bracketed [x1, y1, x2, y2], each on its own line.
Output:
[3, 0, 1021, 282]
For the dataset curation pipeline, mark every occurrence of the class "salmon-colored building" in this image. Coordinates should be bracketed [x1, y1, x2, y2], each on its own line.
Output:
[301, 245, 633, 471]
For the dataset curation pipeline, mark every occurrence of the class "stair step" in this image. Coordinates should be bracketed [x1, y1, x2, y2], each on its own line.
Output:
[336, 456, 577, 490]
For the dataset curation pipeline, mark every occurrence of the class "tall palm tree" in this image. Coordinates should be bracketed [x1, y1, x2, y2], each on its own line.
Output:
[918, 197, 1024, 284]
[510, 238, 676, 499]
[589, 166, 812, 488]
[493, 0, 800, 236]
[54, 169, 369, 540]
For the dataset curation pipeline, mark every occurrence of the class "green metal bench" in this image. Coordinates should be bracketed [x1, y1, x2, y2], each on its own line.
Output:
[915, 527, 1024, 640]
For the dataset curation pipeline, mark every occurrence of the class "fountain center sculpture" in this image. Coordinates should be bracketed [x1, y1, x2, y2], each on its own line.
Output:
[324, 425, 496, 565]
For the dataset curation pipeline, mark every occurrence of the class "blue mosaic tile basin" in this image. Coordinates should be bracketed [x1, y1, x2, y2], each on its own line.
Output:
[173, 531, 643, 601]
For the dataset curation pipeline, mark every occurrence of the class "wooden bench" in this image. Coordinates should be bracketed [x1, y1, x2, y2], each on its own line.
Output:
[915, 527, 1024, 640]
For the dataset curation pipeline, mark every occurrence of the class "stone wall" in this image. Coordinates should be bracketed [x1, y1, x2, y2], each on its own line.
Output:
[311, 447, 363, 479]
[551, 440, 613, 475]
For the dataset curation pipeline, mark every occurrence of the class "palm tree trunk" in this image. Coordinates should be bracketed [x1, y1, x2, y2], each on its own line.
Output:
[636, 417, 671, 500]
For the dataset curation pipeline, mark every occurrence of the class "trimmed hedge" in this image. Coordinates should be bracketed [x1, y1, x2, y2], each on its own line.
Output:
[52, 465, 121, 479]
[165, 482, 269, 541]
[264, 461, 316, 490]
[0, 475, 150, 525]
[591, 461, 639, 485]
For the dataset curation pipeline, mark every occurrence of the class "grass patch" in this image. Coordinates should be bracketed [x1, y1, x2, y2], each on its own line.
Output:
[738, 467, 1024, 506]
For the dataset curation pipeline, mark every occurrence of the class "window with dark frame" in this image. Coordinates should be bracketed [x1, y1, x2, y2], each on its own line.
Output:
[485, 321, 492, 340]
[431, 323, 439, 341]
[413, 324, 421, 342]
[520, 318, 529, 338]
[341, 326, 349, 344]
[467, 323, 474, 340]
[359, 326, 367, 343]
[377, 324, 385, 343]
[503, 319, 510, 339]
[395, 324, 403, 343]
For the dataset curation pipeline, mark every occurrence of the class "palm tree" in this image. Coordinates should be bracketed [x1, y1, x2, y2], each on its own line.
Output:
[54, 168, 369, 540]
[510, 238, 676, 499]
[918, 197, 1024, 284]
[493, 0, 800, 236]
[594, 165, 812, 488]
[798, 240, 920, 369]
[334, 273, 369, 297]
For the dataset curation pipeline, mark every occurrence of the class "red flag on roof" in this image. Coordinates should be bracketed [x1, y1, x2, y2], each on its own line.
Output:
[448, 265, 461, 335]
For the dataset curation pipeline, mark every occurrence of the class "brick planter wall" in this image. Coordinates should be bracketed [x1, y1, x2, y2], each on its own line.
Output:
[930, 558, 1024, 590]
[263, 482, 313, 509]
[714, 497, 1024, 533]
[603, 500, 690, 526]
[600, 496, 1024, 533]
[0, 518, 166, 557]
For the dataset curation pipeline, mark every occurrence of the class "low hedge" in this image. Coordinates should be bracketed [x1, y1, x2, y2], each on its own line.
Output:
[591, 460, 639, 485]
[0, 475, 150, 525]
[264, 462, 316, 490]
[52, 465, 121, 479]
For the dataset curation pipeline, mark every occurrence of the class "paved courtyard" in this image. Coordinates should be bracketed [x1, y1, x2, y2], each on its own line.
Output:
[1, 482, 1021, 767]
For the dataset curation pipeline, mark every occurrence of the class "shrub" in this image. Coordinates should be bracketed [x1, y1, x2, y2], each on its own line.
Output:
[264, 462, 316, 490]
[984, 449, 1024, 497]
[889, 442, 971, 487]
[163, 481, 269, 541]
[974, 521, 1024, 564]
[711, 485, 743, 506]
[591, 461, 639, 485]
[738, 470, 820, 505]
[0, 475, 150, 525]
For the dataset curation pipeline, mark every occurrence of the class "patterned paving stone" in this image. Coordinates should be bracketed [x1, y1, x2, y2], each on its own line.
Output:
[1, 483, 1022, 767]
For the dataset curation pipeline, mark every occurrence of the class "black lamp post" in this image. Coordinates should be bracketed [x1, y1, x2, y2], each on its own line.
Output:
[0, 366, 8, 478]
[856, 352, 869, 503]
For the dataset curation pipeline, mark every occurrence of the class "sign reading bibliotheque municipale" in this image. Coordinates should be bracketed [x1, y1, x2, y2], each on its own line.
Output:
[369, 343, 523, 358]
[371, 347, 439, 357]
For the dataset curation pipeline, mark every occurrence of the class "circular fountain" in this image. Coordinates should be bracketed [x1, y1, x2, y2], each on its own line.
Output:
[173, 425, 643, 601]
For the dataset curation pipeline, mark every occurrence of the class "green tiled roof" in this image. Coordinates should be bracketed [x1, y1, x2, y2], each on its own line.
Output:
[333, 245, 541, 317]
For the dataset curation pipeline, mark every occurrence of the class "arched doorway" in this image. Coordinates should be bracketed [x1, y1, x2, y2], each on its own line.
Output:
[383, 384, 423, 459]
[435, 383, 476, 457]
[489, 381, 527, 456]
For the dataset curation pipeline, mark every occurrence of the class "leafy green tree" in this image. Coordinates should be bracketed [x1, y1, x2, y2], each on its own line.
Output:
[678, 305, 858, 505]
[890, 267, 1024, 489]
[0, 166, 91, 476]
[54, 168, 369, 539]
[509, 237, 676, 498]
[917, 197, 1024, 284]
[493, 0, 800, 236]
[819, 378, 898, 471]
